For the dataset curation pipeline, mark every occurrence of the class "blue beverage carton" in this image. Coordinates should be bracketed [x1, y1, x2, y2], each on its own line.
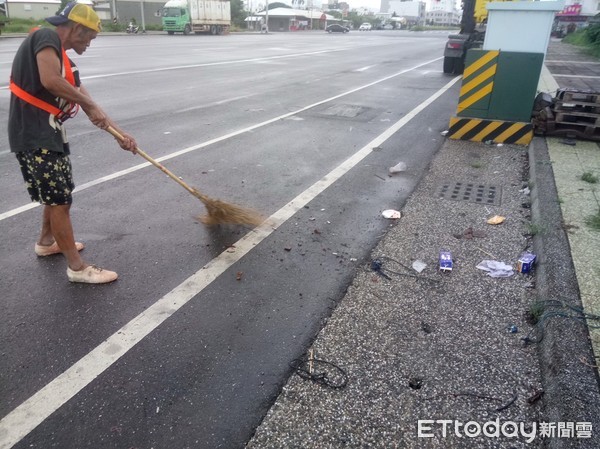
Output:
[517, 252, 536, 273]
[439, 251, 453, 272]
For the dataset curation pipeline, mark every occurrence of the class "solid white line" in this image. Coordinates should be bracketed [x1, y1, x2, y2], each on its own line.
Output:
[0, 75, 462, 449]
[551, 74, 600, 79]
[0, 57, 443, 222]
[355, 65, 375, 72]
[179, 94, 254, 113]
[545, 60, 600, 65]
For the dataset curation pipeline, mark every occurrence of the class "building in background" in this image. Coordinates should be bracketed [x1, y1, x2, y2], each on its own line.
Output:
[426, 0, 459, 26]
[380, 0, 390, 15]
[4, 0, 60, 20]
[554, 0, 599, 34]
[386, 1, 425, 26]
[95, 0, 164, 27]
[255, 7, 337, 31]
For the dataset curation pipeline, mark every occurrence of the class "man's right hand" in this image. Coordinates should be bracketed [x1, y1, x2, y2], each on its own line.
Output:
[84, 103, 109, 129]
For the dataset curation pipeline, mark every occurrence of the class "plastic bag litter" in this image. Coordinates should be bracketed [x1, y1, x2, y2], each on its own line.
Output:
[412, 260, 427, 273]
[382, 209, 401, 219]
[476, 260, 514, 277]
[389, 161, 407, 174]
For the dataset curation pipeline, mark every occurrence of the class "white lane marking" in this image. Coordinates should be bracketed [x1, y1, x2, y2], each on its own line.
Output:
[0, 75, 462, 449]
[545, 60, 600, 65]
[178, 94, 254, 113]
[355, 65, 375, 72]
[0, 57, 443, 222]
[551, 74, 600, 79]
[0, 49, 345, 89]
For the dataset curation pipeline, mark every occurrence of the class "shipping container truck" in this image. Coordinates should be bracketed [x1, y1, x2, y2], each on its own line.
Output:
[162, 0, 231, 35]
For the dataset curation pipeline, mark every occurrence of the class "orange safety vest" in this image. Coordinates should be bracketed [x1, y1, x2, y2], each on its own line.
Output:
[9, 47, 79, 123]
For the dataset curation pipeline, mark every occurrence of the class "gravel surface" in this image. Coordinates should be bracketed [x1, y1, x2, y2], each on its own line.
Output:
[247, 139, 550, 448]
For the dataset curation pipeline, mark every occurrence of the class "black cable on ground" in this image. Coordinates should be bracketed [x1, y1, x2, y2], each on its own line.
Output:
[290, 357, 349, 390]
[370, 257, 441, 284]
[522, 299, 600, 345]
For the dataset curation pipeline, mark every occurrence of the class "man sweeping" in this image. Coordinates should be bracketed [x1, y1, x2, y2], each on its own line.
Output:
[8, 2, 137, 283]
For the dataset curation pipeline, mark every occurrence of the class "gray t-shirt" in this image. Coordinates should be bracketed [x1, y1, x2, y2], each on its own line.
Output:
[8, 27, 80, 154]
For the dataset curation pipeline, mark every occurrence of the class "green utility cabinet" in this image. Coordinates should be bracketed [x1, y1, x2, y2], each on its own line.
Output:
[457, 49, 544, 123]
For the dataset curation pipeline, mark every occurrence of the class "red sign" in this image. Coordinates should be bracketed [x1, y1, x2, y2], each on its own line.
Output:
[558, 4, 582, 16]
[320, 13, 326, 20]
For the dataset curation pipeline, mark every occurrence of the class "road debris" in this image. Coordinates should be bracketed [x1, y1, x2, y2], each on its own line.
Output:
[487, 215, 506, 225]
[476, 260, 514, 277]
[389, 161, 407, 174]
[290, 350, 348, 390]
[517, 252, 536, 273]
[454, 226, 486, 239]
[382, 209, 401, 219]
[412, 260, 427, 273]
[439, 251, 453, 272]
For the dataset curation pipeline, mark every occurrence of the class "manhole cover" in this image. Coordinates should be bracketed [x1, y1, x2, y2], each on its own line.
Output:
[321, 104, 365, 118]
[435, 181, 501, 206]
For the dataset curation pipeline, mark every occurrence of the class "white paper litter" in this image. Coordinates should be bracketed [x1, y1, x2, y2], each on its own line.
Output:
[389, 161, 407, 174]
[382, 209, 401, 219]
[476, 260, 514, 278]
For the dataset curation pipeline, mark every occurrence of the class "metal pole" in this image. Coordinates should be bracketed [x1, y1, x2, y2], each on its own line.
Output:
[265, 0, 268, 33]
[140, 0, 146, 32]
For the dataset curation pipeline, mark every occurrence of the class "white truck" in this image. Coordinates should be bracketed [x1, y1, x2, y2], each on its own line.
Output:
[162, 0, 231, 35]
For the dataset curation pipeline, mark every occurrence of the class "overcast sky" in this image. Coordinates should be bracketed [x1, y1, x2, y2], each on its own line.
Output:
[344, 0, 461, 13]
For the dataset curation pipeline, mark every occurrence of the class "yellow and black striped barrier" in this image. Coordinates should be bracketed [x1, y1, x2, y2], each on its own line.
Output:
[457, 50, 499, 116]
[448, 49, 538, 145]
[448, 117, 533, 145]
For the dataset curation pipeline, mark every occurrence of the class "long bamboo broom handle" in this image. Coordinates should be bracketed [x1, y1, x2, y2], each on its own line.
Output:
[106, 125, 198, 197]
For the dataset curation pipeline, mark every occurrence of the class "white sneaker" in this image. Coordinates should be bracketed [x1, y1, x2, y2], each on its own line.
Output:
[67, 265, 118, 284]
[35, 241, 85, 257]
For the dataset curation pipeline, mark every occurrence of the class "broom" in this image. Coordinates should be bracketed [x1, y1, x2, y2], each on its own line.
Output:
[106, 126, 263, 226]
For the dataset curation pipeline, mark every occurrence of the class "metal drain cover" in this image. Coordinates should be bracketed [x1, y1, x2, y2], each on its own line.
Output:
[321, 104, 365, 118]
[435, 181, 501, 206]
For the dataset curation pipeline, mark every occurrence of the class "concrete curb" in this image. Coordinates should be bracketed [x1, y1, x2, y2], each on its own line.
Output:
[528, 136, 600, 448]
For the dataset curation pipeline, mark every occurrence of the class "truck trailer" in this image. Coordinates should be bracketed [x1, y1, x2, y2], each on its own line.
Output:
[442, 0, 520, 74]
[162, 0, 231, 35]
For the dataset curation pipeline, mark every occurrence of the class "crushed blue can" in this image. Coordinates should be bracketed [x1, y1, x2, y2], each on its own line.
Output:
[517, 252, 536, 273]
[439, 251, 453, 272]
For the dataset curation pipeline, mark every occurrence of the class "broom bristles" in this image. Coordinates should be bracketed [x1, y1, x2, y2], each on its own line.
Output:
[192, 189, 263, 226]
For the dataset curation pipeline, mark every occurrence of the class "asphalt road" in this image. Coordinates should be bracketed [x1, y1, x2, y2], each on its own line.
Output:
[0, 31, 460, 449]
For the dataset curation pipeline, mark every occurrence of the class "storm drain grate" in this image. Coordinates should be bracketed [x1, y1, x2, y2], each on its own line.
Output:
[435, 181, 501, 206]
